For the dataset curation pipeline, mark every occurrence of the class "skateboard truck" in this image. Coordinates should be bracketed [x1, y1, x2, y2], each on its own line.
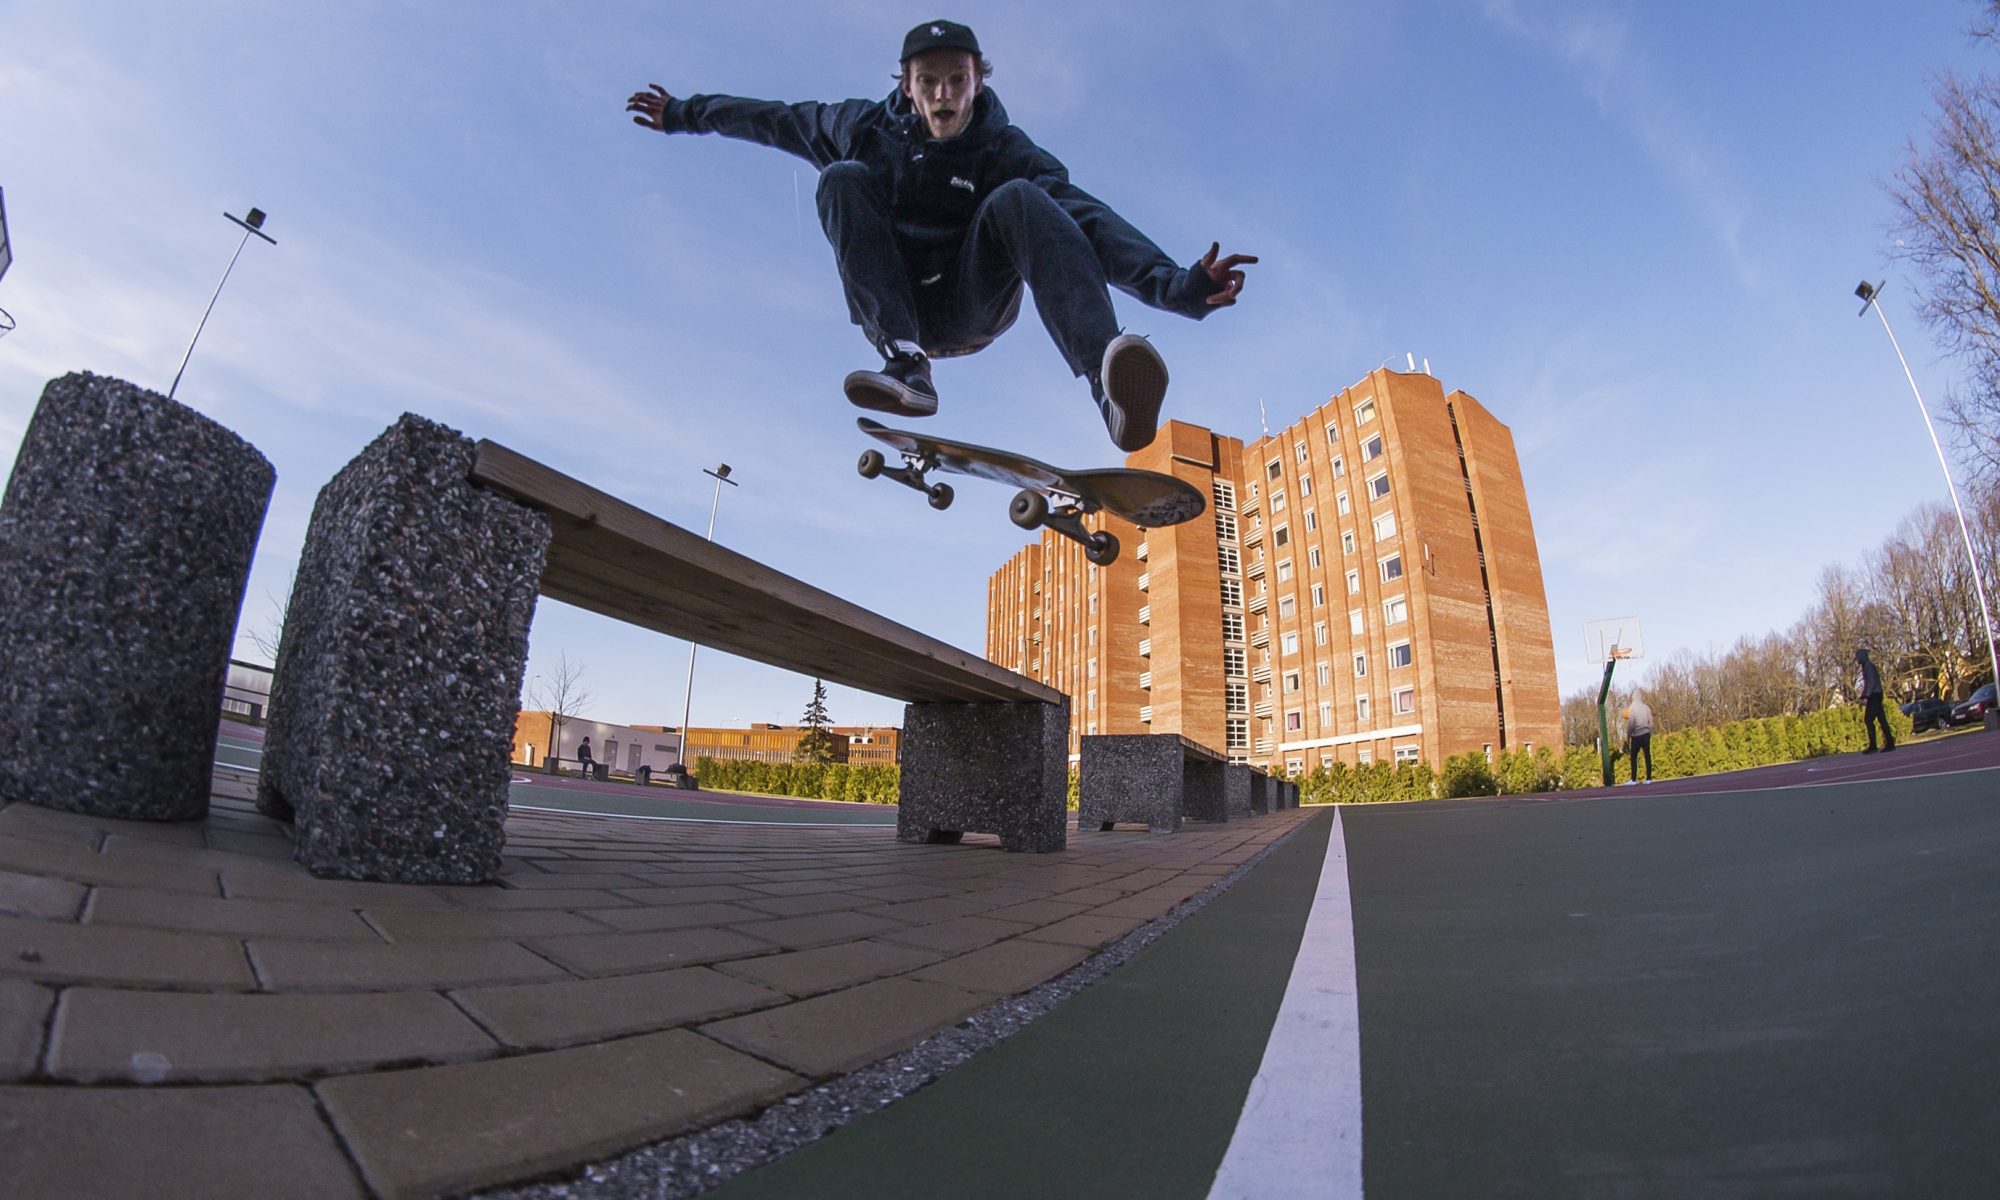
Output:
[1008, 489, 1119, 566]
[857, 447, 955, 511]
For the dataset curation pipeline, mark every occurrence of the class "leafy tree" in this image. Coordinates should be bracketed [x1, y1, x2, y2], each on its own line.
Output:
[524, 652, 592, 765]
[794, 678, 841, 765]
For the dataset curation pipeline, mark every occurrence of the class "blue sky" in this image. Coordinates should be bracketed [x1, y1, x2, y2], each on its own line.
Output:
[0, 1, 1989, 731]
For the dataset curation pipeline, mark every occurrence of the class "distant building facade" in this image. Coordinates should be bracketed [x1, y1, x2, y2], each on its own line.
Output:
[986, 368, 1561, 773]
[511, 714, 901, 772]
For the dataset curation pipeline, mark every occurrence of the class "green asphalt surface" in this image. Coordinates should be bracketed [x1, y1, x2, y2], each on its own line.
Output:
[710, 810, 1336, 1200]
[1344, 767, 2000, 1196]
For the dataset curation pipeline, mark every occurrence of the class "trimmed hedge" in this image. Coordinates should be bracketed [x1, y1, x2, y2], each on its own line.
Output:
[691, 758, 900, 805]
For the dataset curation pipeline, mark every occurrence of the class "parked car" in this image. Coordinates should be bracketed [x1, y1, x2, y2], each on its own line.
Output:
[1902, 697, 1956, 733]
[1950, 683, 1998, 727]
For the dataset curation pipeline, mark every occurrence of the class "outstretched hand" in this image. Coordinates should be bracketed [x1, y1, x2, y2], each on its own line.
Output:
[1199, 242, 1258, 306]
[626, 84, 673, 130]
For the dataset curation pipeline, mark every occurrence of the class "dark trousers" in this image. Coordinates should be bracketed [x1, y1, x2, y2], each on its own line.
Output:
[1862, 695, 1895, 750]
[815, 163, 1120, 375]
[1629, 732, 1652, 781]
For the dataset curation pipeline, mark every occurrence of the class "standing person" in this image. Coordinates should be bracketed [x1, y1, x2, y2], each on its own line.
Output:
[1855, 648, 1896, 754]
[625, 19, 1256, 452]
[1626, 694, 1655, 784]
[576, 736, 596, 775]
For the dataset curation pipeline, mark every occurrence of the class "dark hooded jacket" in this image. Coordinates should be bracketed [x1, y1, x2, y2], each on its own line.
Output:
[654, 87, 1223, 320]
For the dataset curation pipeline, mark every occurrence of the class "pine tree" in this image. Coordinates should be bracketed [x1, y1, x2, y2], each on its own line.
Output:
[794, 678, 841, 765]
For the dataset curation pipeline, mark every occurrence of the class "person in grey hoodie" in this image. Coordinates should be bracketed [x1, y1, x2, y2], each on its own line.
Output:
[1854, 647, 1895, 753]
[1626, 694, 1654, 783]
[626, 19, 1256, 452]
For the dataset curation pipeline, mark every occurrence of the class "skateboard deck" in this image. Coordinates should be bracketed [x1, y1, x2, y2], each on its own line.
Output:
[856, 417, 1206, 566]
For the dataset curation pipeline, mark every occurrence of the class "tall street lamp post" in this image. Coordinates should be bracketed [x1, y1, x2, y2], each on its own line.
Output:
[1854, 280, 2000, 709]
[677, 464, 738, 766]
[170, 207, 276, 400]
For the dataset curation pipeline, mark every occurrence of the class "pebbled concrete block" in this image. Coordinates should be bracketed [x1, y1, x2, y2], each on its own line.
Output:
[258, 415, 548, 884]
[0, 373, 273, 821]
[898, 699, 1069, 852]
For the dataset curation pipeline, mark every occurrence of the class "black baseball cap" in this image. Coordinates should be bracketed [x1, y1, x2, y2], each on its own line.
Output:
[901, 19, 980, 62]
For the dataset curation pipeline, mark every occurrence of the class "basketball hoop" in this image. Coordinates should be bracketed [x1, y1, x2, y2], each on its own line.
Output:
[0, 306, 13, 339]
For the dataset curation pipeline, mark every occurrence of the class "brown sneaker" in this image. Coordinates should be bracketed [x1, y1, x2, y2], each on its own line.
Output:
[1093, 333, 1168, 451]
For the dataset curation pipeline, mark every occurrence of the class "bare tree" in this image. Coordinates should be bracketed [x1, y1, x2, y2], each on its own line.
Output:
[524, 652, 593, 766]
[1888, 6, 2000, 481]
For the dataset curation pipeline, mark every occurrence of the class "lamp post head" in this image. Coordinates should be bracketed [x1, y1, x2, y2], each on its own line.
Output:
[716, 464, 731, 480]
[1855, 279, 1884, 317]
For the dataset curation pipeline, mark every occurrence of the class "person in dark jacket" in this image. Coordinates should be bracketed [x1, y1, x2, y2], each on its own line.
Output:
[1854, 647, 1895, 753]
[626, 19, 1255, 451]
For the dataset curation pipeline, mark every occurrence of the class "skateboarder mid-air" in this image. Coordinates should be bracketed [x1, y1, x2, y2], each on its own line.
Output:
[626, 19, 1255, 452]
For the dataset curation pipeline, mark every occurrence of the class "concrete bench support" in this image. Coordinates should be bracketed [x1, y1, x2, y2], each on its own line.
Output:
[1078, 734, 1228, 833]
[0, 373, 273, 821]
[1222, 765, 1256, 819]
[259, 415, 549, 884]
[900, 699, 1070, 852]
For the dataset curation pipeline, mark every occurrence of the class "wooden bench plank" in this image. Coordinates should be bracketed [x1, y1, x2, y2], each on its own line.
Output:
[469, 441, 1060, 707]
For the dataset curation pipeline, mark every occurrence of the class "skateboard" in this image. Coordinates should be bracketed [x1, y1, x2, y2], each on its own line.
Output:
[855, 418, 1206, 566]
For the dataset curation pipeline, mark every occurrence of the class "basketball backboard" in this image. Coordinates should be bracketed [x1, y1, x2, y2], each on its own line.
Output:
[1583, 616, 1644, 665]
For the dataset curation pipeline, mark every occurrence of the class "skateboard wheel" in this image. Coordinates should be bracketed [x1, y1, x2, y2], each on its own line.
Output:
[927, 482, 954, 510]
[857, 449, 885, 479]
[1009, 489, 1048, 529]
[1086, 530, 1120, 566]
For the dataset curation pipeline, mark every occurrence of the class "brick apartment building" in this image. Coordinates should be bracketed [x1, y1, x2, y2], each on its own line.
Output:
[986, 368, 1561, 773]
[511, 716, 901, 773]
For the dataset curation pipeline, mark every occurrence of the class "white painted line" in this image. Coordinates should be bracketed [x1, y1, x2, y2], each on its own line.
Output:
[508, 803, 896, 829]
[1207, 805, 1364, 1200]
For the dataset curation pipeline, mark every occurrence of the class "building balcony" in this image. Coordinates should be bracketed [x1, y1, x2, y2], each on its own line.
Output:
[1137, 604, 1150, 625]
[1136, 572, 1149, 593]
[1253, 700, 1274, 718]
[1246, 557, 1266, 579]
[1251, 664, 1271, 683]
[1135, 540, 1148, 561]
[1247, 592, 1267, 614]
[1243, 525, 1263, 547]
[1139, 671, 1153, 690]
[1254, 738, 1275, 755]
[1250, 627, 1269, 648]
[1139, 705, 1154, 724]
[1242, 493, 1262, 514]
[1138, 638, 1152, 658]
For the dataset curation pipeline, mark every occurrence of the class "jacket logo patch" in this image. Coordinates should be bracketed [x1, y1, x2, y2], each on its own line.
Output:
[931, 24, 944, 36]
[950, 176, 975, 193]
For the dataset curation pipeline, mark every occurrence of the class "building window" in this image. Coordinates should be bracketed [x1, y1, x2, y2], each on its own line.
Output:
[1362, 432, 1384, 462]
[1318, 701, 1333, 729]
[1358, 746, 1374, 765]
[1317, 660, 1331, 686]
[1227, 718, 1249, 749]
[1220, 578, 1243, 607]
[1215, 511, 1238, 542]
[1342, 530, 1357, 556]
[1373, 511, 1397, 542]
[1326, 423, 1340, 445]
[1393, 686, 1416, 715]
[1223, 612, 1245, 641]
[1309, 546, 1322, 569]
[1331, 455, 1346, 479]
[1394, 745, 1420, 765]
[1227, 682, 1249, 712]
[1336, 491, 1351, 517]
[1279, 595, 1297, 619]
[1314, 620, 1328, 646]
[1088, 627, 1097, 645]
[1219, 545, 1241, 574]
[1368, 471, 1392, 501]
[1346, 569, 1361, 595]
[1224, 647, 1247, 676]
[1354, 652, 1368, 678]
[1285, 709, 1304, 732]
[1311, 583, 1326, 608]
[1350, 608, 1364, 634]
[1321, 752, 1335, 769]
[1272, 491, 1288, 513]
[1274, 524, 1291, 547]
[1295, 440, 1309, 464]
[1283, 631, 1300, 655]
[1088, 689, 1097, 708]
[1356, 398, 1377, 425]
[1088, 657, 1098, 677]
[1213, 479, 1237, 512]
[1388, 641, 1413, 669]
[1284, 670, 1301, 693]
[1383, 595, 1408, 625]
[1356, 695, 1371, 724]
[1267, 459, 1283, 481]
[1278, 559, 1295, 582]
[1380, 554, 1404, 583]
[1300, 476, 1313, 497]
[1304, 510, 1317, 533]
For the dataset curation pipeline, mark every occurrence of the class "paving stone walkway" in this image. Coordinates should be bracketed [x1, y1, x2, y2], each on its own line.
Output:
[1, 765, 1311, 1198]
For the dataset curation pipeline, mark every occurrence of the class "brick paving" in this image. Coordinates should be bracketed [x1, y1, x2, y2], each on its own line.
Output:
[0, 767, 1312, 1198]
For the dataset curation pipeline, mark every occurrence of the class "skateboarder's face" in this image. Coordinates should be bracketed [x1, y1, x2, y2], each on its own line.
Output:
[902, 49, 980, 141]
